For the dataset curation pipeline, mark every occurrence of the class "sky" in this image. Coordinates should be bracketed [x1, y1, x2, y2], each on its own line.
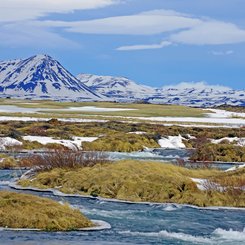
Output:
[0, 0, 245, 89]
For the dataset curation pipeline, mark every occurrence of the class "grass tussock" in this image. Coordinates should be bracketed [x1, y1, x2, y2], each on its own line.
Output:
[1, 119, 245, 154]
[190, 142, 245, 162]
[0, 191, 92, 231]
[83, 133, 159, 152]
[19, 160, 245, 207]
[212, 168, 245, 188]
[0, 156, 19, 169]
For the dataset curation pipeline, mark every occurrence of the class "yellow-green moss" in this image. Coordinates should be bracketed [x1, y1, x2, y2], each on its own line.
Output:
[19, 160, 245, 207]
[83, 133, 159, 152]
[0, 157, 18, 169]
[0, 191, 92, 231]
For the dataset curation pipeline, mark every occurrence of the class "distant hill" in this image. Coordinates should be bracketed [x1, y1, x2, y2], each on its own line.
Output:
[147, 82, 245, 107]
[77, 73, 156, 101]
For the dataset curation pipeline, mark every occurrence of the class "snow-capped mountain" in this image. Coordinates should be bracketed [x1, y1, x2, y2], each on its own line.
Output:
[148, 82, 245, 107]
[77, 74, 156, 101]
[0, 54, 244, 107]
[0, 55, 103, 100]
[77, 73, 245, 107]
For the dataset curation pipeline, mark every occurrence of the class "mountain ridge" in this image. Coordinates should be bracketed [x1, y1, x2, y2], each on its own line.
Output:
[0, 54, 103, 101]
[77, 74, 245, 107]
[77, 73, 156, 100]
[0, 54, 244, 107]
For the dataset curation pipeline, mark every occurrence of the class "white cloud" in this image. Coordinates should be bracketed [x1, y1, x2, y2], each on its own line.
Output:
[210, 50, 234, 56]
[139, 9, 191, 17]
[117, 41, 172, 51]
[63, 11, 201, 35]
[2, 5, 245, 50]
[170, 21, 245, 45]
[0, 0, 119, 22]
[0, 0, 120, 48]
[0, 22, 79, 48]
[40, 9, 245, 49]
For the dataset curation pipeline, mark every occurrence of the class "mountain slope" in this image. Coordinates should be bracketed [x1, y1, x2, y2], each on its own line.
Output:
[148, 82, 245, 107]
[77, 73, 245, 107]
[0, 55, 103, 100]
[77, 74, 156, 100]
[0, 54, 244, 106]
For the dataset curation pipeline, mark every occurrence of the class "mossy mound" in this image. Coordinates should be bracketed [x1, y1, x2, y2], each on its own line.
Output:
[83, 133, 159, 152]
[191, 143, 245, 162]
[19, 161, 245, 207]
[0, 156, 18, 169]
[0, 191, 92, 231]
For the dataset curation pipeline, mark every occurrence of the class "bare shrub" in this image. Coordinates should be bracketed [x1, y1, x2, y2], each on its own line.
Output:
[28, 126, 48, 136]
[20, 149, 109, 171]
[176, 158, 212, 169]
[176, 158, 187, 167]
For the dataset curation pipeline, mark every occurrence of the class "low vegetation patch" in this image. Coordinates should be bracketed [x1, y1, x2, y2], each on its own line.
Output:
[0, 155, 19, 169]
[20, 150, 108, 170]
[19, 160, 244, 207]
[1, 120, 245, 153]
[0, 100, 207, 117]
[0, 191, 92, 231]
[190, 142, 245, 162]
[83, 132, 159, 152]
[216, 105, 245, 113]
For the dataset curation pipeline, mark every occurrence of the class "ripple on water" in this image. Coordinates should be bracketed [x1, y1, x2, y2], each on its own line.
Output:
[119, 227, 245, 245]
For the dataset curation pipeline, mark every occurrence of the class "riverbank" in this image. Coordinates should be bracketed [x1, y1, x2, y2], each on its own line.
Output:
[0, 191, 93, 231]
[18, 160, 245, 207]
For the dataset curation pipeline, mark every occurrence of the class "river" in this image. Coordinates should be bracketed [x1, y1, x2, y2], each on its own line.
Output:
[2, 148, 242, 170]
[0, 170, 244, 245]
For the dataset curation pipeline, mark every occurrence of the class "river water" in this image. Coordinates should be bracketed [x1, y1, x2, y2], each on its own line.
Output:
[3, 148, 241, 171]
[0, 170, 244, 245]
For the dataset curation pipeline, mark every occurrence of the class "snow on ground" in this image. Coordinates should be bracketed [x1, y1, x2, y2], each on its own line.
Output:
[186, 134, 196, 139]
[49, 106, 137, 112]
[225, 164, 245, 172]
[127, 131, 146, 135]
[0, 105, 39, 113]
[190, 178, 207, 191]
[22, 136, 98, 150]
[0, 115, 243, 128]
[158, 135, 186, 149]
[211, 137, 245, 147]
[0, 116, 107, 123]
[0, 106, 245, 127]
[127, 116, 245, 126]
[0, 137, 23, 150]
[0, 105, 137, 113]
[206, 109, 245, 118]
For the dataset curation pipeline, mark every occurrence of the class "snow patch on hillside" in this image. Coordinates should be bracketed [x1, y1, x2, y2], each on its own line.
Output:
[0, 137, 22, 150]
[211, 137, 245, 147]
[206, 109, 245, 118]
[77, 73, 156, 100]
[158, 135, 186, 148]
[22, 136, 98, 150]
[225, 164, 245, 172]
[50, 106, 137, 112]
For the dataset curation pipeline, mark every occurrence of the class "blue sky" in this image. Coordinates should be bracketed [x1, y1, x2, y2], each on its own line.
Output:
[0, 0, 245, 89]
